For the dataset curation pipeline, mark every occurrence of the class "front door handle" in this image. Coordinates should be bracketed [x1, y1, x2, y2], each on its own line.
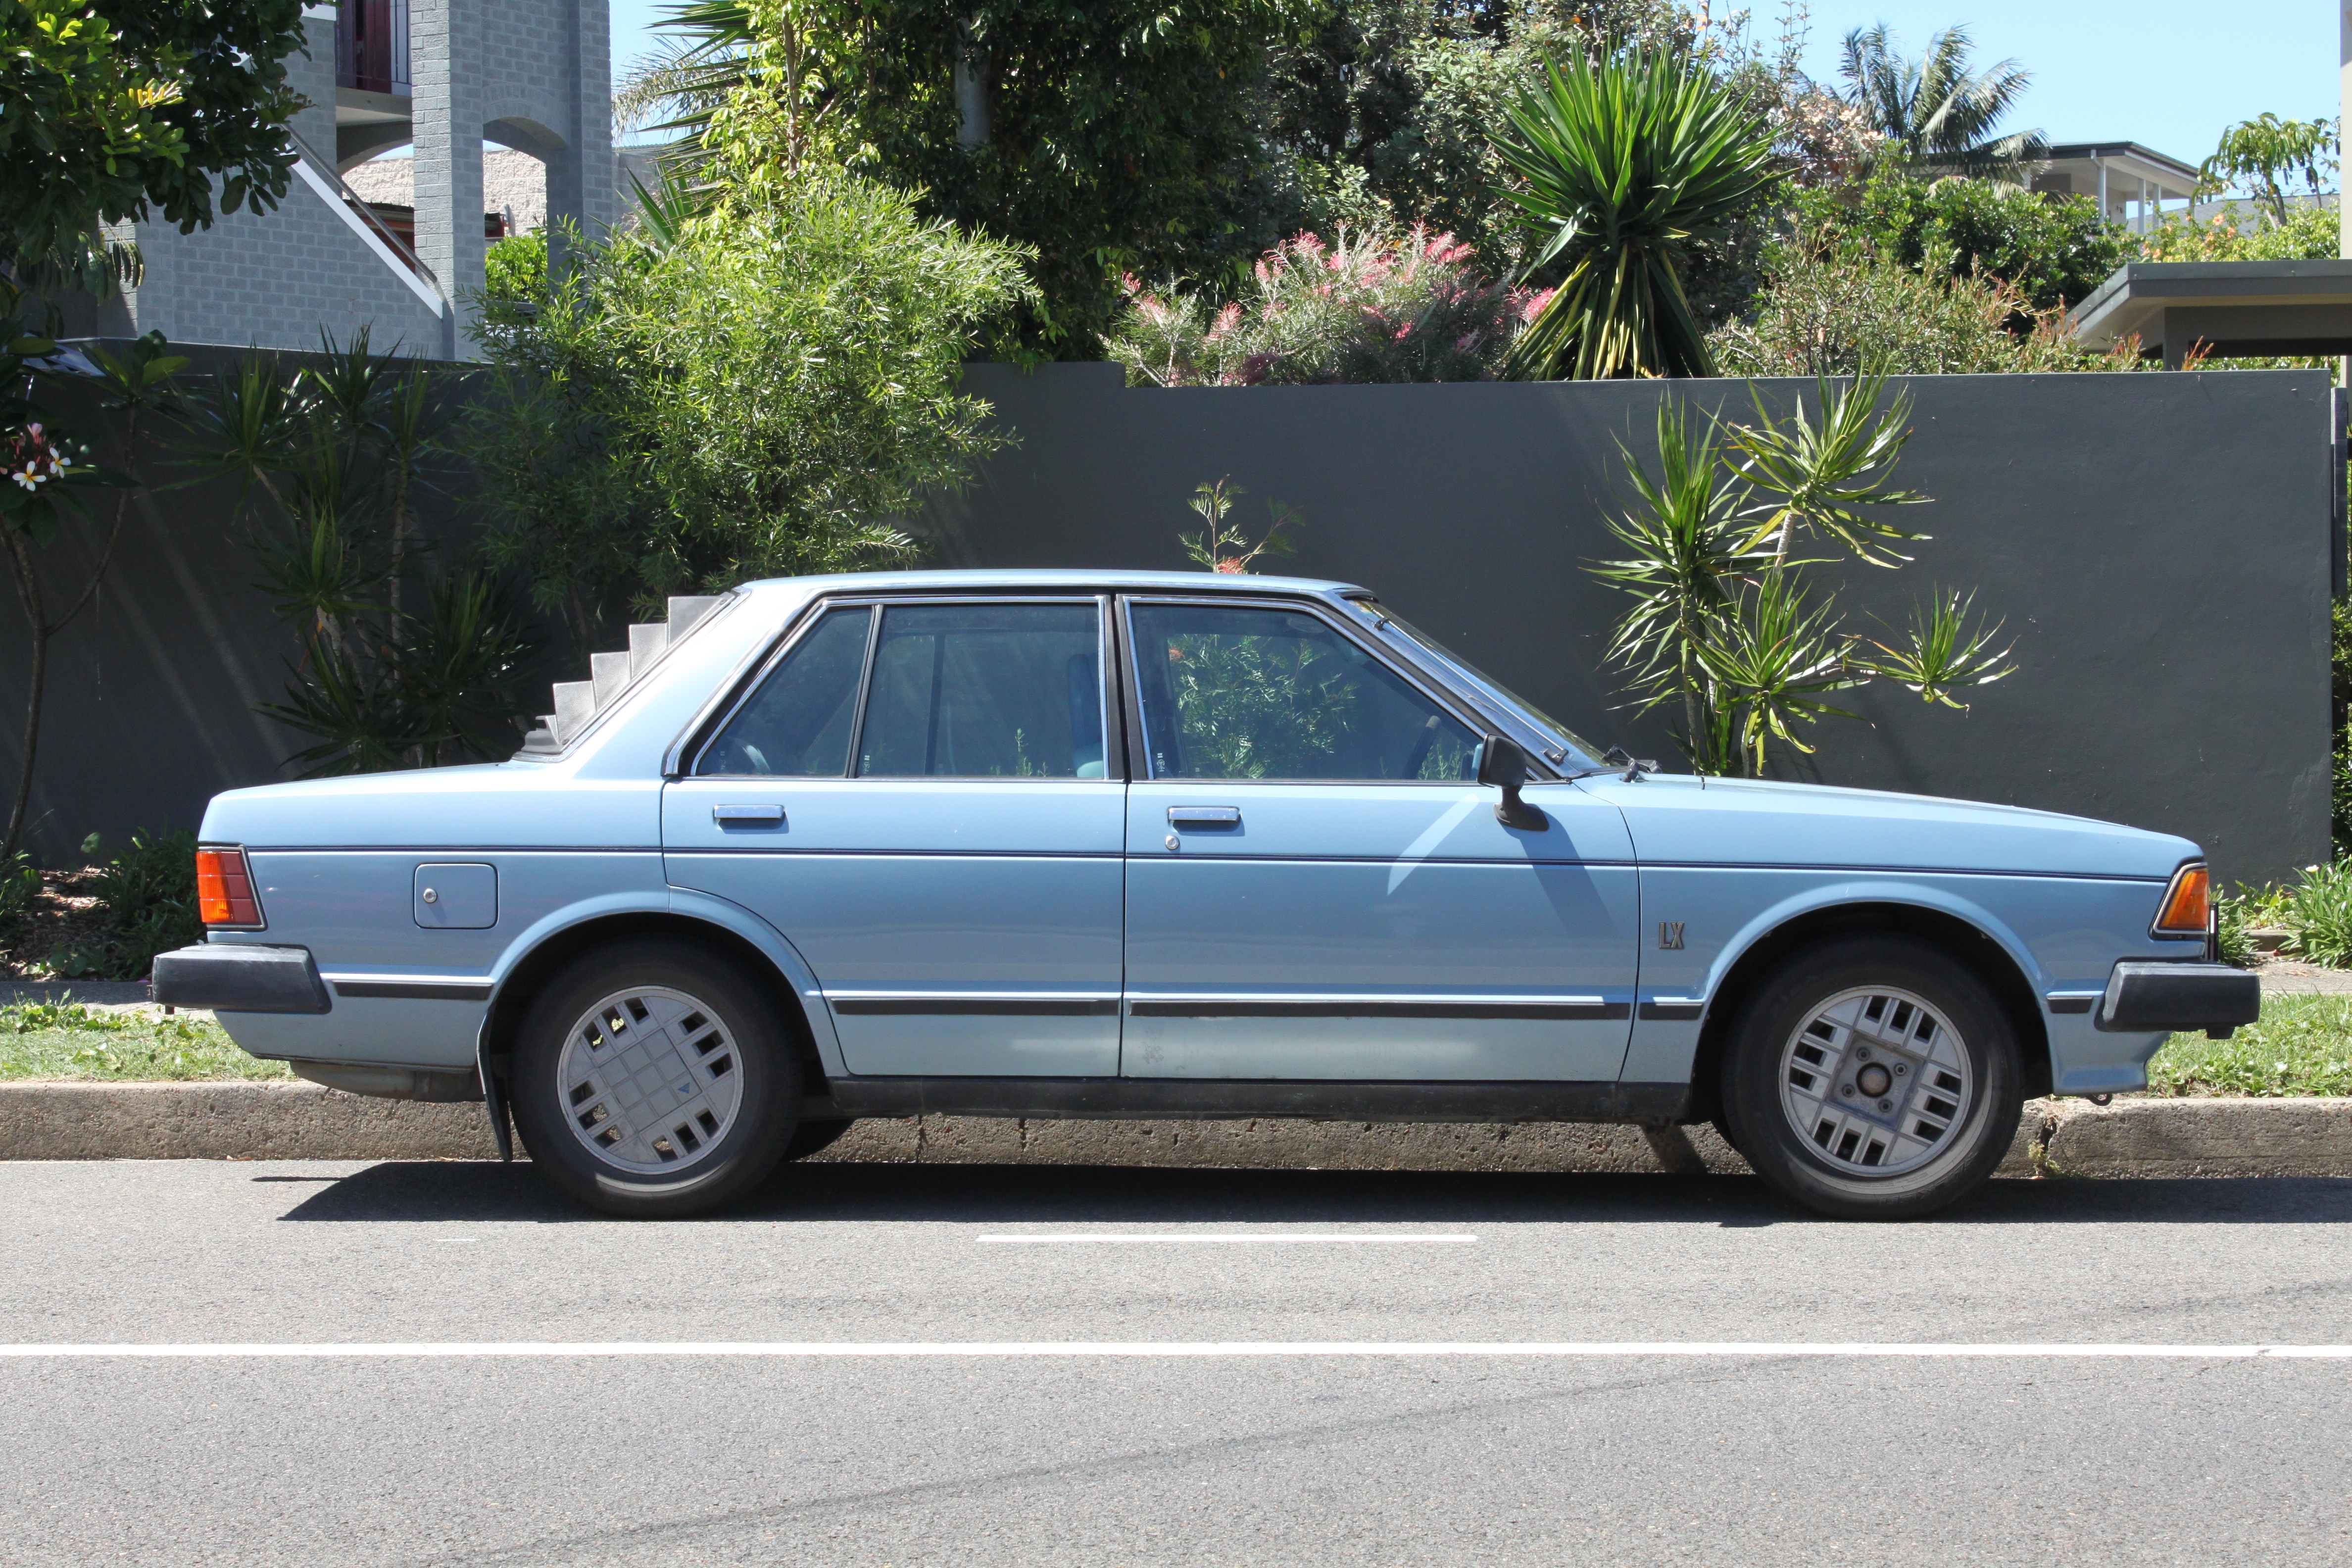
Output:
[1167, 806, 1241, 828]
[712, 804, 785, 828]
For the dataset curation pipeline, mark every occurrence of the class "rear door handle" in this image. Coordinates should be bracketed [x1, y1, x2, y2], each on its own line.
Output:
[713, 804, 785, 828]
[1167, 807, 1241, 828]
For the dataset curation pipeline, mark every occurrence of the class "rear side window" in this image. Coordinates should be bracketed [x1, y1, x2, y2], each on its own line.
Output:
[858, 602, 1105, 778]
[696, 607, 871, 776]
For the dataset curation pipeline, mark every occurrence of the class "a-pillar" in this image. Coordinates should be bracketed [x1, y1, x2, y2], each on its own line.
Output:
[412, 0, 486, 357]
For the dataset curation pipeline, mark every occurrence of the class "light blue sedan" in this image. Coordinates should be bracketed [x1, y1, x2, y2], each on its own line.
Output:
[156, 571, 2256, 1219]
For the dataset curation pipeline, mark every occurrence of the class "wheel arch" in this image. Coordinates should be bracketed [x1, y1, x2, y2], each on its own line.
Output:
[478, 906, 836, 1091]
[1683, 900, 2052, 1127]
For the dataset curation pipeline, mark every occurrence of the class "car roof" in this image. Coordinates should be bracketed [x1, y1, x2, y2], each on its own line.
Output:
[735, 568, 1367, 598]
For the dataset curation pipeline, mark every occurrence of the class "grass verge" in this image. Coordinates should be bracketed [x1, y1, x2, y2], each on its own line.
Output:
[0, 1000, 290, 1082]
[2146, 992, 2352, 1097]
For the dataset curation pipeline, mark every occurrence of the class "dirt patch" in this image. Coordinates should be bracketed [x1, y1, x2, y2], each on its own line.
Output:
[0, 868, 113, 980]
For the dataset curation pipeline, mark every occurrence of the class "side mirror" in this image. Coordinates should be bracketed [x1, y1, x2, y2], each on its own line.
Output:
[1476, 735, 1547, 831]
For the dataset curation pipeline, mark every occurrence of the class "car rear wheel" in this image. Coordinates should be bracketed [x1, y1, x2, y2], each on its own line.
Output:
[510, 938, 801, 1218]
[1720, 934, 2022, 1220]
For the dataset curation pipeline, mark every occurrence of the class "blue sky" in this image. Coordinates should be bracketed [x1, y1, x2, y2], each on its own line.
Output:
[606, 0, 2337, 174]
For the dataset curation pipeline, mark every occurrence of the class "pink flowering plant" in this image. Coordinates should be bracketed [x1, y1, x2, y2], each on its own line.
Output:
[1104, 225, 1539, 387]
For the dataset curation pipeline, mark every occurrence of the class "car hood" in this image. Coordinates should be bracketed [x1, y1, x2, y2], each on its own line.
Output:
[1574, 774, 2198, 881]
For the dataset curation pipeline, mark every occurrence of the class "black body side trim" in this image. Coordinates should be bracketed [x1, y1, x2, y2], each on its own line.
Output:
[831, 998, 1119, 1017]
[2046, 996, 2096, 1015]
[333, 980, 495, 1002]
[1637, 1002, 1705, 1022]
[1127, 1000, 1629, 1021]
[822, 1076, 1691, 1124]
[151, 944, 332, 1015]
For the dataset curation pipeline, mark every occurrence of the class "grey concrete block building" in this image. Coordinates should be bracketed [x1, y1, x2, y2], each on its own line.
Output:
[98, 0, 613, 359]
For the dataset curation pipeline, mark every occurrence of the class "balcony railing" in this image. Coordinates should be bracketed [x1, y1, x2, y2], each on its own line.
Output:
[335, 0, 410, 96]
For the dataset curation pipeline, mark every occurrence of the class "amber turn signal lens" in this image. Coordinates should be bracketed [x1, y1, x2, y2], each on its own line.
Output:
[195, 846, 263, 927]
[2152, 862, 2210, 938]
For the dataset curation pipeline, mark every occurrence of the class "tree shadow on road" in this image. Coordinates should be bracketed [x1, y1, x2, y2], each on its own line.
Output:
[271, 1159, 2352, 1227]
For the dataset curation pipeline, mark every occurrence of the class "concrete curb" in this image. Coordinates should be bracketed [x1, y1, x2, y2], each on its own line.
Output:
[4, 1082, 2348, 1177]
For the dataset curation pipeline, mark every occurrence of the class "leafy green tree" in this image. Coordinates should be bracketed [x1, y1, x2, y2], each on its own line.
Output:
[1493, 45, 1775, 379]
[2197, 113, 2339, 225]
[0, 0, 308, 291]
[622, 0, 1319, 356]
[470, 167, 1032, 635]
[1796, 172, 2127, 316]
[1837, 23, 2042, 178]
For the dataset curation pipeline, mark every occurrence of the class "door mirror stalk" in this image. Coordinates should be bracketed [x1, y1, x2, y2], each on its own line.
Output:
[1476, 735, 1548, 831]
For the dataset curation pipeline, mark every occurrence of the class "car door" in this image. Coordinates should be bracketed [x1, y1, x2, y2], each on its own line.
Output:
[664, 595, 1124, 1077]
[1119, 594, 1639, 1083]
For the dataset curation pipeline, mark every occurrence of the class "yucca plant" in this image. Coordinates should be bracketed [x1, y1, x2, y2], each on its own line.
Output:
[1492, 47, 1776, 380]
[1590, 384, 2014, 777]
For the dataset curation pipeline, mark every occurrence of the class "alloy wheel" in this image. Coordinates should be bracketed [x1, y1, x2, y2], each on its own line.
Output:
[1777, 985, 1974, 1177]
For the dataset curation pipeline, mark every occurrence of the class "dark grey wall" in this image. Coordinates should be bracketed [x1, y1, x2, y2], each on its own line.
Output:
[1, 356, 2331, 884]
[917, 364, 2335, 885]
[0, 358, 487, 867]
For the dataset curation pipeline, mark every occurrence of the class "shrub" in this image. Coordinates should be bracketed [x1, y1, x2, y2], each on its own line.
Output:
[1104, 226, 1535, 388]
[471, 171, 1031, 626]
[2137, 203, 2338, 264]
[85, 829, 200, 980]
[1708, 227, 2101, 377]
[1795, 172, 2129, 315]
[0, 853, 38, 947]
[483, 232, 548, 305]
[2280, 861, 2352, 969]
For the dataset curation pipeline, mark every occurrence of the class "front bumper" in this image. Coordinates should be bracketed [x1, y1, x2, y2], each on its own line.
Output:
[150, 943, 332, 1014]
[2096, 960, 2260, 1037]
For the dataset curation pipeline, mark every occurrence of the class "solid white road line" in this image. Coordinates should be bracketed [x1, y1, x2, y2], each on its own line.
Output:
[0, 1342, 2348, 1360]
[973, 1234, 1479, 1244]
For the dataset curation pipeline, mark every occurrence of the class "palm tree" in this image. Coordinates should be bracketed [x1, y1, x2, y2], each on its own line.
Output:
[1839, 23, 2045, 179]
[1493, 47, 1776, 380]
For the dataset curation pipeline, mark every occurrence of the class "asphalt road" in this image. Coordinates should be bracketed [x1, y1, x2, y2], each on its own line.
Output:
[2, 1159, 2349, 1568]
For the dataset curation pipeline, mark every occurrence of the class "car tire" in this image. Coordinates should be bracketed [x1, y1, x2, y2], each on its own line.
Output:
[510, 938, 801, 1218]
[783, 1118, 855, 1162]
[1719, 933, 2022, 1221]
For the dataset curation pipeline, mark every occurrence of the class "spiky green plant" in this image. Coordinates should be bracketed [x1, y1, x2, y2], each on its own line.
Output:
[1492, 47, 1776, 381]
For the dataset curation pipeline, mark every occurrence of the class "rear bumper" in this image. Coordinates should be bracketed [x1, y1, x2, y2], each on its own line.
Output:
[2096, 960, 2259, 1036]
[150, 944, 332, 1015]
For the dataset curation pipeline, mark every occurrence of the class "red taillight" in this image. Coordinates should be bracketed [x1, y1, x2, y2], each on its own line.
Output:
[2152, 862, 2210, 938]
[195, 846, 263, 927]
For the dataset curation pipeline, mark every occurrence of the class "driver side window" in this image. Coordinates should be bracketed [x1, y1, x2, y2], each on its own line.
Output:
[1127, 601, 1478, 782]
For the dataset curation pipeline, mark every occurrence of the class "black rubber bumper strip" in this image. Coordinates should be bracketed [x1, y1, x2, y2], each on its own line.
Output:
[2095, 960, 2261, 1032]
[150, 943, 332, 1015]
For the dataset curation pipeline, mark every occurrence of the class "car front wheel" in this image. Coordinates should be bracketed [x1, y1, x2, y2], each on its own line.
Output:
[1720, 934, 2022, 1221]
[510, 938, 801, 1218]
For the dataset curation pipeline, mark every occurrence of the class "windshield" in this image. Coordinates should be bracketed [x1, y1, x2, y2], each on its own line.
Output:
[1346, 599, 1605, 765]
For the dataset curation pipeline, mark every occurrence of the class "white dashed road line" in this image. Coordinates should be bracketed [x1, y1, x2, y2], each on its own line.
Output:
[973, 1233, 1480, 1244]
[2, 1341, 2348, 1360]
